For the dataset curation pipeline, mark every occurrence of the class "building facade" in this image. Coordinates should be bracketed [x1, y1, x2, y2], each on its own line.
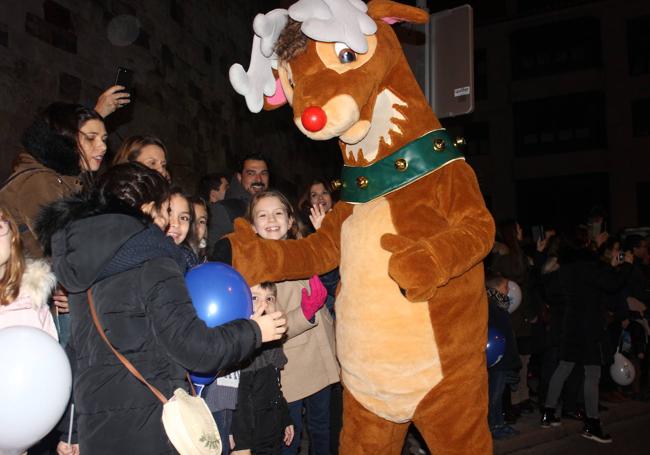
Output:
[437, 0, 650, 231]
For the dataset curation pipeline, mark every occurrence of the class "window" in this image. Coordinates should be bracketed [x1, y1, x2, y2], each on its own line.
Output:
[632, 98, 650, 137]
[513, 92, 606, 156]
[511, 17, 602, 80]
[627, 15, 650, 76]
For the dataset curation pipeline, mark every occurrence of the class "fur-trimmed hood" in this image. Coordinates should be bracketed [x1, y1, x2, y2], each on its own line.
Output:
[20, 118, 81, 176]
[16, 259, 57, 309]
[35, 192, 187, 293]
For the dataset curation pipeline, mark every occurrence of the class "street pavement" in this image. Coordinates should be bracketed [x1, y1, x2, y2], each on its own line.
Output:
[399, 398, 650, 454]
[494, 399, 650, 454]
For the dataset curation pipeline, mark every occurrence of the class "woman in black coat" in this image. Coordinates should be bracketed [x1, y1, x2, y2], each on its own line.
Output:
[36, 163, 286, 454]
[540, 235, 633, 443]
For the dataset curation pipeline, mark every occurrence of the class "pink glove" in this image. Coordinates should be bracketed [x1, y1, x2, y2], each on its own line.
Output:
[301, 275, 327, 321]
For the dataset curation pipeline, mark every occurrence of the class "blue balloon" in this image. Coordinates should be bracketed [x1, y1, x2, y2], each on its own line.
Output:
[189, 373, 216, 386]
[185, 262, 253, 328]
[486, 327, 506, 368]
[185, 262, 253, 386]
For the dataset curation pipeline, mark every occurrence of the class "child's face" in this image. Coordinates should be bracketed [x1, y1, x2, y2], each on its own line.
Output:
[193, 203, 208, 244]
[166, 194, 191, 245]
[251, 285, 277, 314]
[251, 196, 293, 240]
[496, 280, 509, 296]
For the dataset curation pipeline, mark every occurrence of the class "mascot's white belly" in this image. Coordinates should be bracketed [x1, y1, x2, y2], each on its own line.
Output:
[337, 197, 443, 423]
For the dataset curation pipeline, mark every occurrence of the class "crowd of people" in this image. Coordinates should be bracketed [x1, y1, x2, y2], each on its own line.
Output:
[0, 89, 342, 455]
[485, 215, 650, 445]
[0, 88, 648, 454]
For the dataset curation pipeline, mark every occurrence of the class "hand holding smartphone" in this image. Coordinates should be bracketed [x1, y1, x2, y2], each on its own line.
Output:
[94, 67, 133, 117]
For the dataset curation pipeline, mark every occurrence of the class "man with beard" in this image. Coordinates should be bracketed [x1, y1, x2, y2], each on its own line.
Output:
[207, 153, 270, 250]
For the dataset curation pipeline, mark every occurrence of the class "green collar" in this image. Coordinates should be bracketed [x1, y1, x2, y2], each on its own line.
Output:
[339, 129, 464, 204]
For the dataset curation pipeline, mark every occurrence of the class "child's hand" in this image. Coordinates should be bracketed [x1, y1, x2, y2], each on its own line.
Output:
[53, 285, 70, 314]
[56, 442, 79, 455]
[229, 435, 236, 450]
[301, 275, 327, 321]
[284, 424, 295, 446]
[252, 304, 287, 342]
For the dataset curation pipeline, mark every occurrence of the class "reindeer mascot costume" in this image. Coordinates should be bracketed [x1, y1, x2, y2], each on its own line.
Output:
[227, 1, 495, 453]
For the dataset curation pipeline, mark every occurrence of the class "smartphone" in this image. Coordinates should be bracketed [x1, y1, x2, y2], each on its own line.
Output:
[114, 67, 134, 93]
[531, 225, 545, 243]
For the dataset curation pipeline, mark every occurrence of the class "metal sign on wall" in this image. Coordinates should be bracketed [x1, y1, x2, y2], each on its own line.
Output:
[402, 4, 474, 119]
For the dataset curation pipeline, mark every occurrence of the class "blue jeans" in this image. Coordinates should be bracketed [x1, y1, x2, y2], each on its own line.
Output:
[488, 369, 507, 429]
[283, 386, 331, 455]
[213, 409, 233, 455]
[55, 311, 71, 347]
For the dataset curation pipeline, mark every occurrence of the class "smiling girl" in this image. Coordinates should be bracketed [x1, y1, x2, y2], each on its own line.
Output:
[244, 191, 338, 455]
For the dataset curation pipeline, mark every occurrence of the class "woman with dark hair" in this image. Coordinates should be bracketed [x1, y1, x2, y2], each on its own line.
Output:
[298, 179, 338, 234]
[36, 162, 287, 454]
[0, 102, 106, 258]
[0, 102, 107, 348]
[112, 134, 170, 181]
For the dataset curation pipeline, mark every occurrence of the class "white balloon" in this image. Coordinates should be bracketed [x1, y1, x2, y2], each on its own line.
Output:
[0, 326, 72, 452]
[507, 281, 522, 314]
[610, 352, 635, 386]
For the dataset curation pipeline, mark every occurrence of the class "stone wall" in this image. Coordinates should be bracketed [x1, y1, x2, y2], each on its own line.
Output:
[0, 0, 342, 199]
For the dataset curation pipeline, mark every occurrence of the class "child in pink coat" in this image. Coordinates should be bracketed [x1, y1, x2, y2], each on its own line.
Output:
[0, 206, 57, 339]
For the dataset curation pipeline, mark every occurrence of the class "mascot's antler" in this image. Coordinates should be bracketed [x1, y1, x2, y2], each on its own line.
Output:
[229, 9, 288, 113]
[289, 0, 377, 53]
[229, 0, 377, 113]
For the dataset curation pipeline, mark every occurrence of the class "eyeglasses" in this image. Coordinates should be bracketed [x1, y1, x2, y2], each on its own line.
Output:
[0, 220, 9, 237]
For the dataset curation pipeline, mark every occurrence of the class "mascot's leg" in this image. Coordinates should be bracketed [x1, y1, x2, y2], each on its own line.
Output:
[412, 351, 492, 454]
[339, 388, 409, 455]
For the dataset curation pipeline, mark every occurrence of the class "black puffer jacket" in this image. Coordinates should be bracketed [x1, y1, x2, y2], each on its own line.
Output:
[37, 197, 262, 454]
[543, 250, 632, 365]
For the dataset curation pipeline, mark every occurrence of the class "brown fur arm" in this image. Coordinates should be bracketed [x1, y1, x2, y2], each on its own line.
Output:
[382, 161, 495, 301]
[227, 202, 353, 286]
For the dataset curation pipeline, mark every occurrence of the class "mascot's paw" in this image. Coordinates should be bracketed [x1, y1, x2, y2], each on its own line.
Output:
[381, 233, 438, 302]
[228, 218, 261, 253]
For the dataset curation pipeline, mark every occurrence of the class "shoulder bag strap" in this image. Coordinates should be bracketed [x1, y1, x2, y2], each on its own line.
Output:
[86, 288, 168, 404]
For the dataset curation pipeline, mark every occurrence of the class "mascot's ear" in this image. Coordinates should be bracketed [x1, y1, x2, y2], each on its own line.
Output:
[367, 0, 429, 25]
[263, 69, 288, 111]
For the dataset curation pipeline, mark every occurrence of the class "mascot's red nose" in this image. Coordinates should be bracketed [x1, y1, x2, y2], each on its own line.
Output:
[301, 106, 327, 132]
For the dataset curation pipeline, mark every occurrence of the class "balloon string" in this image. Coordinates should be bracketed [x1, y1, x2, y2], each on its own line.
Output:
[67, 403, 74, 445]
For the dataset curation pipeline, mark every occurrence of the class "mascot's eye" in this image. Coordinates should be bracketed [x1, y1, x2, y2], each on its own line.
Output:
[334, 42, 356, 64]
